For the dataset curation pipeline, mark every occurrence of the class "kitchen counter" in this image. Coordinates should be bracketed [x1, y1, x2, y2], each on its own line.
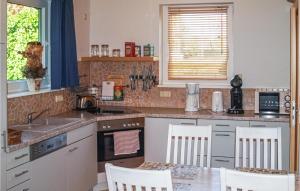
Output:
[137, 107, 290, 122]
[7, 107, 289, 152]
[7, 111, 97, 152]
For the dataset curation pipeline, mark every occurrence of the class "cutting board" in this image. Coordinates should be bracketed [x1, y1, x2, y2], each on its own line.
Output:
[102, 81, 114, 101]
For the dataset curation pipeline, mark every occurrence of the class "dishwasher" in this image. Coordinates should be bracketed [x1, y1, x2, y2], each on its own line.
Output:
[30, 133, 67, 191]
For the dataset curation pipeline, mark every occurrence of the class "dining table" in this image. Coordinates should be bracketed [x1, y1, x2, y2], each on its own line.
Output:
[138, 162, 300, 191]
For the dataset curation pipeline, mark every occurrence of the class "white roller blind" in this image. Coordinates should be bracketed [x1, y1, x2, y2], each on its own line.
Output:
[168, 6, 229, 80]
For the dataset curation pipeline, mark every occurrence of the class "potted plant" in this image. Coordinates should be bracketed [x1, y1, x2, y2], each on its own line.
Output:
[18, 41, 47, 91]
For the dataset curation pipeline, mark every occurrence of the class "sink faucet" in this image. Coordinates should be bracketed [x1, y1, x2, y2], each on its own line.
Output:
[27, 108, 50, 124]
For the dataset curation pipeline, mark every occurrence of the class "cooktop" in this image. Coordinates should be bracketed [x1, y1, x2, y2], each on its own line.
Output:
[86, 107, 139, 116]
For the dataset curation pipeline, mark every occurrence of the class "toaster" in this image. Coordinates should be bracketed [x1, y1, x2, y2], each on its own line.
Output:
[76, 95, 96, 110]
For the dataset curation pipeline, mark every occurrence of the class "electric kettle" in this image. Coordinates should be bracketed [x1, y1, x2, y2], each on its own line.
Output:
[212, 91, 224, 112]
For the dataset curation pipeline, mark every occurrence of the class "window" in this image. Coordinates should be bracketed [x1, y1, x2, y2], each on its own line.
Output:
[7, 3, 40, 81]
[7, 0, 50, 94]
[161, 4, 233, 87]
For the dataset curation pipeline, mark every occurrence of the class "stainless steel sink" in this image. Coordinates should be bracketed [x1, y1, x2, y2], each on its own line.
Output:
[10, 117, 81, 133]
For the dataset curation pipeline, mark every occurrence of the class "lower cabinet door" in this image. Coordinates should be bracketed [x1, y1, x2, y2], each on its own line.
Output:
[66, 134, 97, 191]
[31, 148, 67, 191]
[211, 157, 235, 169]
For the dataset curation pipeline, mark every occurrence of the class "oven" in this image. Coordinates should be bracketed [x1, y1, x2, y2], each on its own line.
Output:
[97, 117, 145, 172]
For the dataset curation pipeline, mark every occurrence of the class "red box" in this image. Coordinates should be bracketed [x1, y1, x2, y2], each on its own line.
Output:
[125, 42, 135, 57]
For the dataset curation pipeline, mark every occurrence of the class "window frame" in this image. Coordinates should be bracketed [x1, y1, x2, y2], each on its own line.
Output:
[159, 3, 234, 88]
[7, 0, 51, 94]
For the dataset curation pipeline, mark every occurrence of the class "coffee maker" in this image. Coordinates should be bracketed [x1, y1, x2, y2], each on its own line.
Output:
[227, 75, 244, 114]
[185, 83, 200, 112]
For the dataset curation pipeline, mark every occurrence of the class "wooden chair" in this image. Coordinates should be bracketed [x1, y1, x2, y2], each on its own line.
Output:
[220, 168, 295, 191]
[105, 163, 173, 191]
[235, 127, 282, 170]
[166, 124, 212, 167]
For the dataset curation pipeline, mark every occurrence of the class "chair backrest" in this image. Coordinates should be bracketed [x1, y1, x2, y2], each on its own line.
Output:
[166, 124, 212, 167]
[220, 168, 295, 191]
[105, 163, 173, 191]
[235, 127, 282, 170]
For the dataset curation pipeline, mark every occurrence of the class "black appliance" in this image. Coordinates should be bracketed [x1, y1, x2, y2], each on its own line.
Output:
[30, 133, 67, 161]
[89, 107, 144, 172]
[227, 75, 244, 114]
[258, 92, 280, 114]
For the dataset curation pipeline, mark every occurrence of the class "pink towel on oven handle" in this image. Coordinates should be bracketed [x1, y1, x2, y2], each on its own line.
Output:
[113, 130, 140, 155]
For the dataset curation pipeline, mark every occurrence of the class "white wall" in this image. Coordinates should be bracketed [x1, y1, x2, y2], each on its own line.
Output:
[89, 0, 291, 88]
[73, 0, 90, 60]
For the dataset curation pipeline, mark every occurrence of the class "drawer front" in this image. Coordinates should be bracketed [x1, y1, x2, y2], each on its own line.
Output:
[249, 121, 289, 128]
[212, 131, 235, 157]
[67, 123, 96, 145]
[7, 163, 31, 189]
[7, 147, 30, 170]
[211, 157, 234, 169]
[7, 180, 31, 191]
[170, 118, 197, 126]
[213, 120, 249, 132]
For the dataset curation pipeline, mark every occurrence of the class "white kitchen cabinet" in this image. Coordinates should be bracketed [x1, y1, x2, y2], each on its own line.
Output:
[31, 123, 97, 191]
[197, 119, 249, 169]
[31, 147, 67, 191]
[65, 134, 97, 191]
[249, 121, 290, 171]
[145, 117, 196, 162]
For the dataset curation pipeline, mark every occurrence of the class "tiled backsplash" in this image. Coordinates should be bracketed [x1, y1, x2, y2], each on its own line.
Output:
[78, 61, 255, 110]
[8, 89, 75, 125]
[7, 61, 256, 125]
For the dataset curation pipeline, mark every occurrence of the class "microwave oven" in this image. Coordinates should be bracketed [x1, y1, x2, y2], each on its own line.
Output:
[254, 88, 290, 115]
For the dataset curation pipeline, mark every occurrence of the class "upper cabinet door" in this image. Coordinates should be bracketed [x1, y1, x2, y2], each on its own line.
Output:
[0, 0, 6, 43]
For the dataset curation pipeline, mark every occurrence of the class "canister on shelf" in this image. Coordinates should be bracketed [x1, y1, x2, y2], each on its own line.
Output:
[112, 49, 121, 57]
[143, 44, 154, 56]
[135, 45, 141, 57]
[125, 42, 135, 57]
[101, 44, 109, 57]
[91, 44, 99, 56]
[114, 85, 124, 101]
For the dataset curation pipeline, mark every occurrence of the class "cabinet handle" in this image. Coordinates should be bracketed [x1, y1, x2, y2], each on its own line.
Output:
[215, 159, 230, 163]
[14, 170, 29, 178]
[215, 134, 230, 137]
[69, 147, 78, 152]
[251, 125, 266, 127]
[23, 188, 30, 191]
[14, 153, 29, 160]
[215, 124, 230, 127]
[180, 123, 195, 125]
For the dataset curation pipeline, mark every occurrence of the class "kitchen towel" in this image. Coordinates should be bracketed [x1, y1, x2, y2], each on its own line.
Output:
[102, 81, 114, 101]
[113, 130, 140, 155]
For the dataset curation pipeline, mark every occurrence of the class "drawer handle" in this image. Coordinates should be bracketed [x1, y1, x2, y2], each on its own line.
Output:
[14, 153, 29, 160]
[216, 124, 230, 127]
[180, 123, 195, 125]
[215, 159, 230, 163]
[252, 125, 266, 127]
[215, 134, 230, 137]
[14, 170, 29, 178]
[23, 188, 30, 191]
[69, 147, 78, 152]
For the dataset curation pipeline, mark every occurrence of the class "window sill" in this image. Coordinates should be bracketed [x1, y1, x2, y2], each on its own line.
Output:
[7, 88, 65, 99]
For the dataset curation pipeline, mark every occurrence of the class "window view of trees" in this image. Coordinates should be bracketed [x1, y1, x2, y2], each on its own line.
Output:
[7, 3, 39, 81]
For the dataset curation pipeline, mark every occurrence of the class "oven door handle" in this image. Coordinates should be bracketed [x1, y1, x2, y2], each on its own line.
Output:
[103, 130, 142, 136]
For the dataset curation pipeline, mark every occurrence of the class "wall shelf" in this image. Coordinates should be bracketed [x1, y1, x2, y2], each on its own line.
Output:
[80, 56, 159, 62]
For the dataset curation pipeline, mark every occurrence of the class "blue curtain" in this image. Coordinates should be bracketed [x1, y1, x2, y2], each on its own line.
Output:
[51, 0, 79, 89]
